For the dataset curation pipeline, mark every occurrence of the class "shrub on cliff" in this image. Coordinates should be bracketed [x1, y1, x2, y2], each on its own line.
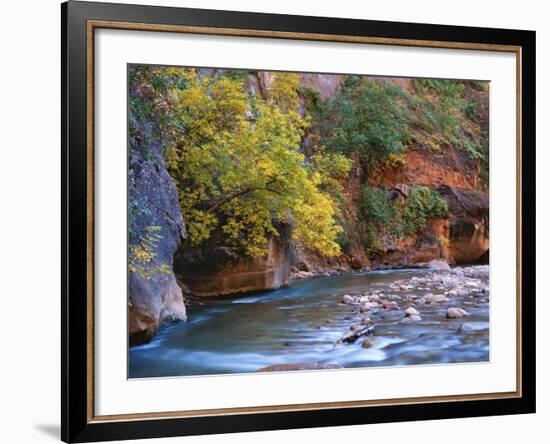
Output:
[410, 79, 489, 185]
[360, 185, 448, 252]
[401, 186, 448, 235]
[309, 76, 411, 167]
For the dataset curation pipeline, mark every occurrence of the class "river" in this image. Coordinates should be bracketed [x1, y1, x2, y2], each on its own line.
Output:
[129, 266, 489, 378]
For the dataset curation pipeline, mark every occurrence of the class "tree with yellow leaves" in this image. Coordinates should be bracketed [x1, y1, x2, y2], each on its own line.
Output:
[158, 67, 350, 257]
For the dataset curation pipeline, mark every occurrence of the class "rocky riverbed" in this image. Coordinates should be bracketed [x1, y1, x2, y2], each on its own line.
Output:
[129, 266, 489, 378]
[335, 265, 489, 351]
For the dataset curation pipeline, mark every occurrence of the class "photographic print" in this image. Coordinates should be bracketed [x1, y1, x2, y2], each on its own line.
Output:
[127, 65, 490, 379]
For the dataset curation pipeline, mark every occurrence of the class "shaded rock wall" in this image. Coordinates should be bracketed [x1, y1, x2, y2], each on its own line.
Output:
[437, 185, 489, 264]
[174, 236, 292, 297]
[128, 87, 187, 345]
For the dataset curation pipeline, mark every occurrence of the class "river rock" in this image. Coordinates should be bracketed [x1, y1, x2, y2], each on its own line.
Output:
[424, 294, 448, 304]
[446, 307, 470, 318]
[361, 302, 379, 311]
[383, 301, 399, 309]
[428, 259, 451, 271]
[362, 339, 374, 348]
[409, 314, 422, 322]
[342, 294, 355, 305]
[405, 307, 420, 317]
[457, 322, 489, 333]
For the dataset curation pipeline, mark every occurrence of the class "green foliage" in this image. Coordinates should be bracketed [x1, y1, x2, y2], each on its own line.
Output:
[308, 76, 485, 176]
[220, 69, 254, 82]
[298, 85, 321, 109]
[129, 226, 171, 279]
[412, 79, 466, 135]
[311, 77, 411, 166]
[401, 186, 448, 235]
[308, 152, 351, 197]
[362, 223, 381, 254]
[478, 139, 489, 184]
[415, 79, 466, 98]
[361, 186, 402, 249]
[335, 229, 353, 255]
[134, 67, 350, 258]
[408, 78, 489, 186]
[464, 101, 480, 120]
[360, 185, 448, 252]
[362, 187, 394, 226]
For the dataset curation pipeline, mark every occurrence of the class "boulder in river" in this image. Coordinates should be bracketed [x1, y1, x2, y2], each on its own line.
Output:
[446, 307, 470, 319]
[427, 259, 451, 271]
[341, 294, 355, 304]
[424, 294, 448, 304]
[457, 322, 489, 333]
[362, 339, 374, 348]
[405, 307, 420, 317]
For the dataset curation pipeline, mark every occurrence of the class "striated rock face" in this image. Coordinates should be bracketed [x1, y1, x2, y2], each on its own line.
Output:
[369, 148, 480, 190]
[128, 86, 187, 345]
[437, 185, 489, 264]
[300, 73, 347, 99]
[173, 236, 292, 297]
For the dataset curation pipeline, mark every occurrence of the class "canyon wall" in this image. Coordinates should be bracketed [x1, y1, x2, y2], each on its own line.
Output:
[128, 83, 187, 345]
[174, 235, 292, 297]
[127, 68, 489, 342]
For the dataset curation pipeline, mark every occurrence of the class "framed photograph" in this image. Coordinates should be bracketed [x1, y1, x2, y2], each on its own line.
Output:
[62, 1, 535, 442]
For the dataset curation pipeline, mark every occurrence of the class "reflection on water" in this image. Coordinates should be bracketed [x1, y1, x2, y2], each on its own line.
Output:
[129, 269, 489, 378]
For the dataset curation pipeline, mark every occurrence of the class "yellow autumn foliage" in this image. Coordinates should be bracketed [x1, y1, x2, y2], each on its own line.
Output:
[163, 68, 349, 257]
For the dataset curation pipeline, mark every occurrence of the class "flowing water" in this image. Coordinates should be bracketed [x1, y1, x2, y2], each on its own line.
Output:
[129, 267, 489, 378]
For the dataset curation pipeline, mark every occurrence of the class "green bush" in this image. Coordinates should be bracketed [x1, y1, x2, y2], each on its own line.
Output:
[359, 185, 448, 252]
[361, 186, 400, 230]
[360, 186, 402, 251]
[412, 79, 466, 135]
[402, 186, 448, 235]
[311, 77, 411, 166]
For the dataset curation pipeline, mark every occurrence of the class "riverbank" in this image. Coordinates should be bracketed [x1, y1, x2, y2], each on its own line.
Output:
[290, 258, 453, 281]
[129, 265, 489, 378]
